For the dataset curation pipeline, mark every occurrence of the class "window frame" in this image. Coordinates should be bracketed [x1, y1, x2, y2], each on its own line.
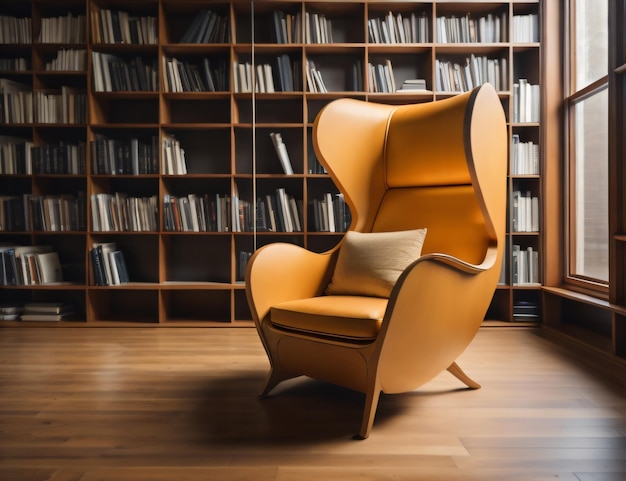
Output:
[563, 0, 610, 295]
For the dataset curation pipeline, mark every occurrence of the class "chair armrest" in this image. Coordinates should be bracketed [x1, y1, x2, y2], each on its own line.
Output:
[245, 242, 337, 325]
[376, 247, 501, 393]
[417, 244, 499, 274]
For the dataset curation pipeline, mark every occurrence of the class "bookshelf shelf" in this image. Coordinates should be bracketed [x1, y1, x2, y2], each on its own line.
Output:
[0, 0, 543, 326]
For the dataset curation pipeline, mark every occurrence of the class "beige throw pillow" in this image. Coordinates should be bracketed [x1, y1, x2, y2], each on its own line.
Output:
[326, 228, 427, 298]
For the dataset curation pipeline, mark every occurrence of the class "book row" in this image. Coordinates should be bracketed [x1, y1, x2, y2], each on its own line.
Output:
[0, 245, 63, 286]
[368, 11, 429, 44]
[164, 189, 304, 233]
[0, 15, 32, 44]
[39, 13, 86, 44]
[435, 12, 508, 44]
[0, 302, 75, 322]
[265, 10, 335, 44]
[90, 6, 157, 45]
[180, 9, 229, 44]
[90, 193, 158, 232]
[164, 193, 250, 233]
[309, 193, 350, 233]
[0, 58, 29, 71]
[367, 62, 429, 94]
[512, 79, 540, 123]
[92, 136, 159, 175]
[233, 55, 300, 94]
[1, 87, 87, 125]
[0, 193, 87, 232]
[1, 132, 537, 178]
[511, 14, 540, 43]
[0, 187, 538, 235]
[35, 88, 86, 124]
[89, 242, 129, 286]
[510, 135, 540, 175]
[162, 135, 188, 175]
[162, 57, 228, 93]
[0, 140, 86, 175]
[512, 245, 539, 285]
[435, 55, 508, 94]
[0, 79, 33, 124]
[511, 190, 539, 233]
[91, 52, 158, 92]
[44, 49, 87, 72]
[0, 9, 540, 47]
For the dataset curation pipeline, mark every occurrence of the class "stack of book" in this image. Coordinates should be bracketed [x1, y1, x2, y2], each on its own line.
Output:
[513, 300, 540, 322]
[397, 78, 430, 93]
[0, 304, 24, 321]
[20, 302, 75, 322]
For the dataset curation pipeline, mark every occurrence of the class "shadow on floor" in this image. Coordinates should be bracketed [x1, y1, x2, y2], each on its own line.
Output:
[187, 371, 469, 445]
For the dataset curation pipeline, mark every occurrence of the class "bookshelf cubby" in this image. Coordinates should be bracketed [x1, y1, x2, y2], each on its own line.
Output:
[0, 0, 542, 326]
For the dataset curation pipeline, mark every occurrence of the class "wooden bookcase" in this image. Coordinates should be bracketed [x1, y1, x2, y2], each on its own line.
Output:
[0, 0, 543, 326]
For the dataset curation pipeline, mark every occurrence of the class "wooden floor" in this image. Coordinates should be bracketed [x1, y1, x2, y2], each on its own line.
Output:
[1, 326, 625, 481]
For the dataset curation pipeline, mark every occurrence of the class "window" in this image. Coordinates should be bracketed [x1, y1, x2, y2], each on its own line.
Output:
[566, 0, 609, 287]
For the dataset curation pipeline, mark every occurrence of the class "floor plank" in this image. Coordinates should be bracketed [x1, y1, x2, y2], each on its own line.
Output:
[0, 326, 625, 480]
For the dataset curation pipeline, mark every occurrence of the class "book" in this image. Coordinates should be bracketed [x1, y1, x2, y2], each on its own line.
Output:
[0, 304, 24, 320]
[23, 302, 74, 314]
[20, 312, 74, 321]
[93, 242, 117, 285]
[269, 132, 294, 175]
[34, 251, 63, 284]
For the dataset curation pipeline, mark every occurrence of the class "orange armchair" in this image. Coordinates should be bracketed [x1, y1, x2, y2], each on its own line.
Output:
[245, 83, 507, 439]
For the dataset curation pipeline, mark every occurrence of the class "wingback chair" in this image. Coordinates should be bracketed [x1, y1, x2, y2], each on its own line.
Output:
[245, 83, 508, 439]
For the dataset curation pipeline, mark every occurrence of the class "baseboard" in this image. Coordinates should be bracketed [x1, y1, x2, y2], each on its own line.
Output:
[537, 325, 626, 388]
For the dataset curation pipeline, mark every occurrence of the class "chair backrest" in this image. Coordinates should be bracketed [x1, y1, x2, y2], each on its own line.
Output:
[313, 84, 507, 267]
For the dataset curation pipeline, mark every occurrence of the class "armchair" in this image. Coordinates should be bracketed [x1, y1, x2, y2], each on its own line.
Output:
[245, 83, 508, 439]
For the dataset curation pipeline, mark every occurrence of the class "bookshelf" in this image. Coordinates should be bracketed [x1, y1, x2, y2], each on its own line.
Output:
[0, 0, 542, 326]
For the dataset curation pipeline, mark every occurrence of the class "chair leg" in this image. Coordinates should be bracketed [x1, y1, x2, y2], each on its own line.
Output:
[447, 362, 481, 389]
[354, 387, 381, 440]
[259, 365, 299, 398]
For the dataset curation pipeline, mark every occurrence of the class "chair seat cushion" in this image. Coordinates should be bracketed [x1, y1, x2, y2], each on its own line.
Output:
[270, 295, 388, 340]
